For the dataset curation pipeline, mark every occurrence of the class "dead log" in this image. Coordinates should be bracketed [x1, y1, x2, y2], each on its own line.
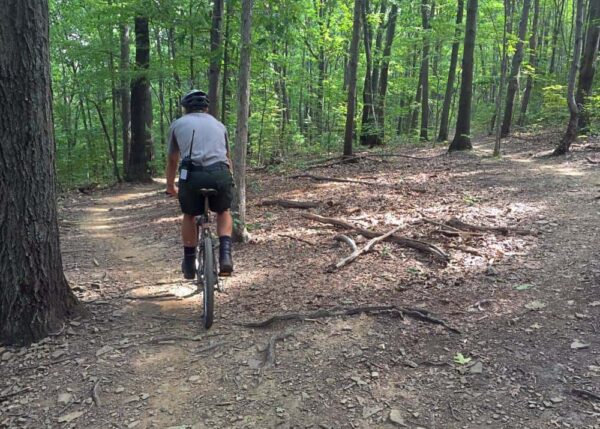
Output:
[258, 199, 320, 209]
[328, 226, 402, 272]
[302, 213, 449, 262]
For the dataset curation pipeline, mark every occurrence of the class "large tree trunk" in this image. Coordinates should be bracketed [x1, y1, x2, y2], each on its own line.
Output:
[232, 0, 253, 242]
[0, 0, 82, 346]
[576, 0, 600, 132]
[449, 0, 478, 152]
[518, 0, 541, 126]
[120, 24, 131, 177]
[500, 0, 532, 137]
[127, 16, 153, 182]
[344, 0, 363, 157]
[420, 0, 431, 141]
[221, 0, 233, 125]
[359, 0, 378, 147]
[208, 0, 224, 118]
[553, 0, 585, 155]
[376, 4, 399, 143]
[437, 0, 464, 142]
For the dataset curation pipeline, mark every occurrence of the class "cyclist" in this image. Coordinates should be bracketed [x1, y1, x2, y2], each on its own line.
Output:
[165, 90, 234, 279]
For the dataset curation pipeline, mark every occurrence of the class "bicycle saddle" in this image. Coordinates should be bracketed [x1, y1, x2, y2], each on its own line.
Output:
[199, 188, 218, 197]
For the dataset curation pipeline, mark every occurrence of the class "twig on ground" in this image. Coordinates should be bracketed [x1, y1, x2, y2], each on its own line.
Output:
[328, 226, 402, 272]
[446, 217, 537, 236]
[258, 199, 320, 209]
[141, 335, 198, 345]
[17, 356, 76, 372]
[302, 213, 449, 262]
[237, 305, 460, 334]
[586, 157, 600, 164]
[196, 341, 226, 354]
[572, 388, 600, 401]
[92, 380, 101, 406]
[0, 387, 32, 402]
[334, 234, 357, 252]
[278, 234, 316, 246]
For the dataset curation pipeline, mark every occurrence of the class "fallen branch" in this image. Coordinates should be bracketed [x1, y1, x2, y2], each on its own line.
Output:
[237, 305, 460, 334]
[334, 234, 357, 252]
[17, 356, 76, 372]
[446, 217, 537, 236]
[258, 199, 320, 209]
[328, 226, 402, 272]
[302, 213, 449, 262]
[586, 157, 600, 164]
[125, 293, 178, 301]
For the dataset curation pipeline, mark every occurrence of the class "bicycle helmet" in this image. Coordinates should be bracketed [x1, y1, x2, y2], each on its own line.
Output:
[181, 89, 209, 111]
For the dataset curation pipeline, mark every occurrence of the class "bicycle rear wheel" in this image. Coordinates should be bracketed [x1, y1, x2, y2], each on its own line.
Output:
[202, 234, 216, 329]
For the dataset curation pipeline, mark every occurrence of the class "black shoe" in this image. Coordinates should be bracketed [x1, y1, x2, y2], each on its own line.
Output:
[182, 257, 196, 280]
[219, 238, 233, 275]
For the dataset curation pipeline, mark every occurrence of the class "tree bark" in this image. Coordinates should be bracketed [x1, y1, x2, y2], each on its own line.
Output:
[501, 0, 532, 137]
[221, 0, 232, 125]
[208, 0, 224, 118]
[127, 16, 153, 182]
[344, 0, 363, 157]
[576, 0, 600, 132]
[437, 0, 464, 142]
[420, 0, 431, 141]
[518, 0, 541, 126]
[232, 0, 253, 242]
[449, 0, 478, 152]
[359, 0, 379, 147]
[120, 24, 131, 177]
[0, 0, 82, 346]
[553, 0, 585, 155]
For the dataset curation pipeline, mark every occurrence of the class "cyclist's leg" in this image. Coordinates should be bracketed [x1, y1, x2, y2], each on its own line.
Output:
[178, 172, 207, 279]
[208, 169, 235, 274]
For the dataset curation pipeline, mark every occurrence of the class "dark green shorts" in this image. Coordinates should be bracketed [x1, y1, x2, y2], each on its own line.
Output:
[178, 166, 234, 215]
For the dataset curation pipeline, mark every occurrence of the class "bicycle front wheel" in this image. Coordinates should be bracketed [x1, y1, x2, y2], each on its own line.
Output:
[202, 234, 216, 329]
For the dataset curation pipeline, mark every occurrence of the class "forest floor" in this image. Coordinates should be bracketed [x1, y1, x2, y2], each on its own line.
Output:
[2, 134, 600, 429]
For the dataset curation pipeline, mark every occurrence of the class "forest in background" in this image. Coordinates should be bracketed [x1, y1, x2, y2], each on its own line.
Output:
[50, 0, 600, 186]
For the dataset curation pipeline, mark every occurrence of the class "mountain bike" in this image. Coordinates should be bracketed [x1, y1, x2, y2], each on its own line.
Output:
[196, 188, 220, 329]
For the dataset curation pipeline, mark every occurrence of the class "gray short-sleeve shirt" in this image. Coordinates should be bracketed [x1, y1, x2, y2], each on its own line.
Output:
[168, 113, 229, 166]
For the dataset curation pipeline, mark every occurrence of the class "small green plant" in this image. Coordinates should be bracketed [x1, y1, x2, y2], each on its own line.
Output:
[406, 267, 420, 275]
[453, 353, 472, 365]
[462, 193, 480, 206]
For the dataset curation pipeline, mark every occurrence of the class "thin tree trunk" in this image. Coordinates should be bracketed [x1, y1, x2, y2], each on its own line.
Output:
[0, 0, 83, 346]
[120, 24, 131, 177]
[208, 0, 224, 118]
[221, 0, 232, 124]
[494, 0, 512, 157]
[501, 0, 532, 137]
[576, 0, 600, 132]
[553, 0, 585, 155]
[519, 0, 541, 126]
[376, 4, 399, 143]
[420, 0, 431, 141]
[449, 0, 478, 152]
[232, 0, 253, 242]
[344, 0, 363, 157]
[155, 27, 166, 165]
[438, 0, 465, 142]
[127, 16, 153, 182]
[549, 0, 566, 74]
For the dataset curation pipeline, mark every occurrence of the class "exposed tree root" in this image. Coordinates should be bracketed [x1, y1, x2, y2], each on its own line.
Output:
[258, 199, 321, 209]
[279, 234, 316, 246]
[328, 226, 402, 272]
[333, 234, 357, 252]
[237, 305, 460, 334]
[302, 213, 449, 262]
[261, 330, 293, 369]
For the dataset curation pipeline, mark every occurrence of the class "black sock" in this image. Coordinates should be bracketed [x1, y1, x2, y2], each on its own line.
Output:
[219, 236, 232, 249]
[184, 246, 196, 259]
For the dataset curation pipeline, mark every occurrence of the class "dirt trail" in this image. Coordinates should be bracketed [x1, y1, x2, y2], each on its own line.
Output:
[1, 137, 600, 429]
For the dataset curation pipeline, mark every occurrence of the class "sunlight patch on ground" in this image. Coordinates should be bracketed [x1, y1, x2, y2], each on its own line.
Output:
[102, 189, 161, 204]
[153, 216, 180, 225]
